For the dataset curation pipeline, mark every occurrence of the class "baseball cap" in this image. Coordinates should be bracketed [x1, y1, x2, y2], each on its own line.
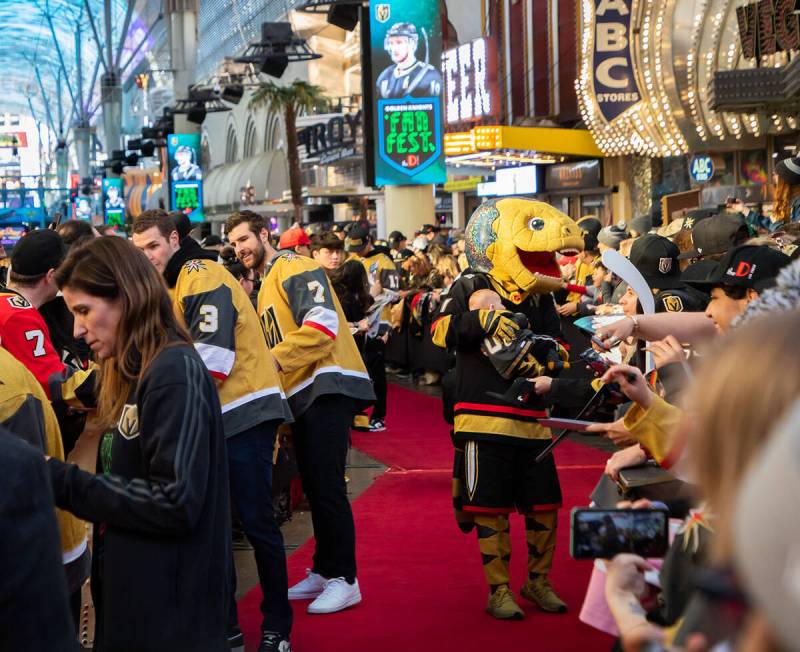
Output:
[629, 234, 685, 290]
[678, 213, 749, 259]
[680, 258, 718, 285]
[11, 229, 66, 276]
[422, 223, 439, 234]
[680, 207, 717, 231]
[776, 154, 800, 185]
[686, 244, 791, 292]
[388, 230, 407, 245]
[345, 225, 371, 252]
[278, 227, 311, 249]
[733, 399, 800, 652]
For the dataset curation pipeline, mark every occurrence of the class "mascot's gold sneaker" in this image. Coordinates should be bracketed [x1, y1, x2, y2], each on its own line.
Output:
[521, 576, 567, 613]
[486, 586, 525, 620]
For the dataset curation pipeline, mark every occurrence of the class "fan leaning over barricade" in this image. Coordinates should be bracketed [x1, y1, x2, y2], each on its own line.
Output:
[431, 198, 584, 620]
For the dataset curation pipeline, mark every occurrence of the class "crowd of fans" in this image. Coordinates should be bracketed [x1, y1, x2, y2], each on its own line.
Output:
[1, 165, 800, 652]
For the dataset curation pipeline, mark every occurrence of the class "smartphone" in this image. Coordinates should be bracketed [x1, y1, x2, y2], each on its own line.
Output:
[570, 508, 669, 560]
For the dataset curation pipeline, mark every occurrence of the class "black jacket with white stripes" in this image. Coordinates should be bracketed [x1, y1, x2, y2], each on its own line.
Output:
[47, 341, 232, 652]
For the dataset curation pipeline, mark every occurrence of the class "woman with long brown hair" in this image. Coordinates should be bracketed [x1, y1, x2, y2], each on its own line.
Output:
[46, 237, 232, 652]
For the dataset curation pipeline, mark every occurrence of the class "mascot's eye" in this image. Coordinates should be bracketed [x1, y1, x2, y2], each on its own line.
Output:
[528, 217, 545, 231]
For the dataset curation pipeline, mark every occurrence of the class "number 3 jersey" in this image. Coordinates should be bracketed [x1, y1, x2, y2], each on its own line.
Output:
[257, 253, 375, 416]
[165, 254, 293, 436]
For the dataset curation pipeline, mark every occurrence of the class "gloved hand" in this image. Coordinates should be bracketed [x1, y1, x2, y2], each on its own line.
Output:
[478, 309, 520, 342]
[517, 352, 545, 378]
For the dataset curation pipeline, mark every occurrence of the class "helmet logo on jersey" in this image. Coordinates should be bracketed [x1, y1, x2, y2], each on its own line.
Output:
[261, 305, 284, 349]
[663, 295, 684, 312]
[376, 4, 390, 22]
[7, 295, 31, 309]
[117, 404, 140, 440]
[184, 260, 207, 274]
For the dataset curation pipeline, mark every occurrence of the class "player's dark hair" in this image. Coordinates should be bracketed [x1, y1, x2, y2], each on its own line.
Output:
[225, 210, 270, 243]
[331, 259, 371, 314]
[310, 231, 344, 253]
[132, 209, 174, 239]
[57, 219, 95, 248]
[7, 270, 47, 287]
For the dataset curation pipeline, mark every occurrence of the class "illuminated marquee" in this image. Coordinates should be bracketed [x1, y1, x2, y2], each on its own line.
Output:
[442, 37, 500, 125]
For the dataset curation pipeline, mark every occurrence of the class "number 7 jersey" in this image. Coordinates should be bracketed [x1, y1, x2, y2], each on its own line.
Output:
[257, 253, 375, 417]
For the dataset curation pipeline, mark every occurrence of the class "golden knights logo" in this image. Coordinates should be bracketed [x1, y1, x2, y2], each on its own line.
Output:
[184, 259, 207, 274]
[662, 295, 684, 313]
[117, 404, 140, 440]
[375, 3, 390, 22]
[7, 295, 31, 309]
[261, 305, 284, 349]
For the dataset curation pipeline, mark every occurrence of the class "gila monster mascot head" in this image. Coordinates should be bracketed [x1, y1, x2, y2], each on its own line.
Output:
[465, 198, 584, 298]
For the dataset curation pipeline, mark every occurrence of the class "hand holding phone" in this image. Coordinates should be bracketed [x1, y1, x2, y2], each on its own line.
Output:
[570, 508, 669, 559]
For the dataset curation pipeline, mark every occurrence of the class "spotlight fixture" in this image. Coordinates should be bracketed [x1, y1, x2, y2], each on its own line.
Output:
[220, 84, 244, 105]
[234, 22, 321, 79]
[127, 138, 143, 151]
[298, 0, 362, 31]
[140, 140, 156, 157]
[186, 105, 207, 125]
[125, 153, 139, 166]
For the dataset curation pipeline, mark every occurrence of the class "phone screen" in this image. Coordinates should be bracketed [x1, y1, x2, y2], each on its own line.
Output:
[570, 508, 669, 559]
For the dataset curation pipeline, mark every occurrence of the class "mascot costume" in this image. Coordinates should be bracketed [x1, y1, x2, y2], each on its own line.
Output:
[432, 198, 584, 620]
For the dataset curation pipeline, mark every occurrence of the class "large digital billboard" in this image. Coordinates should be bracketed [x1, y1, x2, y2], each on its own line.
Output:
[102, 178, 125, 226]
[370, 1, 446, 186]
[167, 133, 204, 222]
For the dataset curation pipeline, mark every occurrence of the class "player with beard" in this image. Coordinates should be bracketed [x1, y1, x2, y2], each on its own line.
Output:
[227, 210, 374, 615]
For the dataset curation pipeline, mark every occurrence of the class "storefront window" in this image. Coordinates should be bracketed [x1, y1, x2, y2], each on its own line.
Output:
[739, 150, 768, 186]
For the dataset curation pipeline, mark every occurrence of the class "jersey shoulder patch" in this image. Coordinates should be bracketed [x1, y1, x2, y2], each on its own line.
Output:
[6, 294, 31, 309]
[183, 259, 208, 274]
[661, 294, 684, 313]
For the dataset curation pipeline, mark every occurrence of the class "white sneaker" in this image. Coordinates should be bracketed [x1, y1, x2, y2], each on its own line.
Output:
[287, 569, 326, 600]
[307, 577, 362, 614]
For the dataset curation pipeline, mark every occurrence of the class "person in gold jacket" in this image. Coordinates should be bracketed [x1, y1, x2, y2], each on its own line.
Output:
[227, 210, 374, 616]
[132, 210, 294, 647]
[0, 346, 89, 628]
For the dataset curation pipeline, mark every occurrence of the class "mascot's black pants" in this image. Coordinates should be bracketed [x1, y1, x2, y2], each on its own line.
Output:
[452, 438, 561, 590]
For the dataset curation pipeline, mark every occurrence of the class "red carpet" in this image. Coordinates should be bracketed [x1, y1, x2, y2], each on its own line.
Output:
[238, 385, 614, 651]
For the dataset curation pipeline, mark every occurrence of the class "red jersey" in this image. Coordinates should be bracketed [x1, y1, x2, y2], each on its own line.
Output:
[0, 289, 95, 405]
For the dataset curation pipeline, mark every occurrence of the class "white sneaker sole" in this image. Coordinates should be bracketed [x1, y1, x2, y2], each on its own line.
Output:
[307, 591, 362, 614]
[288, 589, 324, 600]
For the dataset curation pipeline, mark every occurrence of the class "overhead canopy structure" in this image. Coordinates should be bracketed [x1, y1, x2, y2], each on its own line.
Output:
[0, 0, 150, 132]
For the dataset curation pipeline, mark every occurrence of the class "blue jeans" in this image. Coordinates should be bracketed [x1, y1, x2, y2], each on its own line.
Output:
[227, 421, 292, 635]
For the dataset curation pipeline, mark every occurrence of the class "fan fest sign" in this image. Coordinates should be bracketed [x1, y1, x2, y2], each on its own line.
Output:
[592, 0, 641, 122]
[370, 1, 446, 186]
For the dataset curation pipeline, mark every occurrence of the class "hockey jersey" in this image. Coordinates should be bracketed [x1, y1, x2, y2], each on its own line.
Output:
[432, 272, 559, 444]
[0, 347, 87, 563]
[0, 289, 96, 407]
[164, 251, 293, 437]
[257, 252, 375, 416]
[352, 249, 400, 332]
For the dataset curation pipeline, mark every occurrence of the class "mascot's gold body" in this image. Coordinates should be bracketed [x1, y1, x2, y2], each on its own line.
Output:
[433, 198, 583, 619]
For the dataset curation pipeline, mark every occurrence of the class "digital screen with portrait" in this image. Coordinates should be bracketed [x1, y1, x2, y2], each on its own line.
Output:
[102, 178, 125, 226]
[370, 1, 446, 186]
[167, 133, 204, 222]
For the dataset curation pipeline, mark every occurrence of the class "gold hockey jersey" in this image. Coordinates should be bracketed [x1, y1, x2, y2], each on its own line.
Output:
[168, 257, 293, 436]
[352, 250, 400, 331]
[257, 252, 375, 416]
[0, 347, 87, 562]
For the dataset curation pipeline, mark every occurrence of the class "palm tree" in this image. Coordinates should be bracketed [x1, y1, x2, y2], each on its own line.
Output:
[249, 80, 329, 222]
